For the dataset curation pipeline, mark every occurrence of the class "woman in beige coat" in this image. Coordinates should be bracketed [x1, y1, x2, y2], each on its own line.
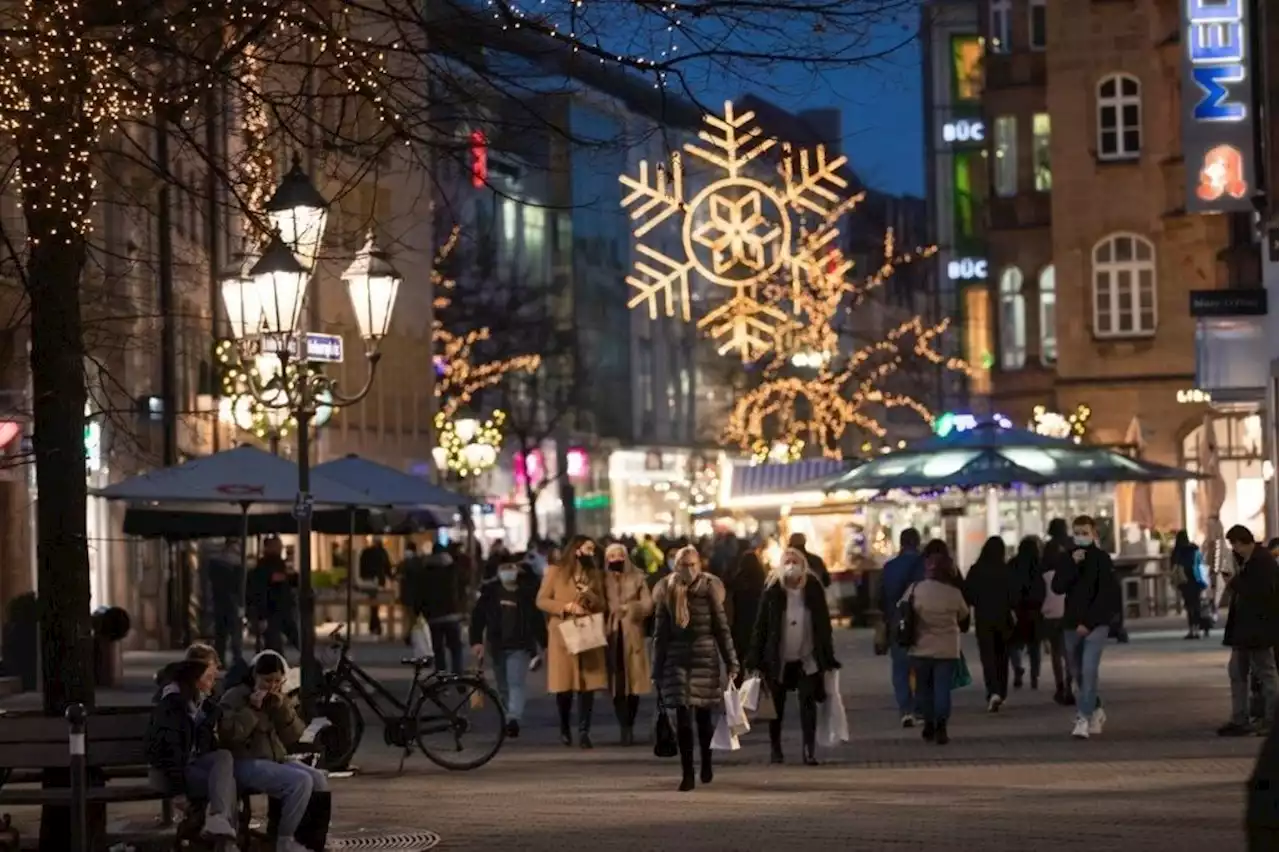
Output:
[603, 542, 654, 745]
[537, 535, 608, 748]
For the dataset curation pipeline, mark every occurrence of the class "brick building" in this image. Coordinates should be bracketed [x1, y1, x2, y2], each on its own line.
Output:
[956, 0, 1272, 532]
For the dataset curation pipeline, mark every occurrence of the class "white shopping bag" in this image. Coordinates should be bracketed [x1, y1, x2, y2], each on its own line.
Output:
[410, 615, 435, 661]
[723, 686, 750, 737]
[817, 670, 850, 747]
[558, 613, 608, 655]
[710, 714, 741, 751]
[738, 676, 762, 713]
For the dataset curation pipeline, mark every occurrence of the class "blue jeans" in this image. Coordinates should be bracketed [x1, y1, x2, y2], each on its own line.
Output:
[889, 645, 914, 715]
[491, 648, 531, 722]
[910, 657, 957, 723]
[233, 759, 328, 838]
[1062, 625, 1108, 716]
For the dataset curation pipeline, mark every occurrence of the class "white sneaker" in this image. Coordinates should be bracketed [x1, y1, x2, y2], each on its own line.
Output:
[201, 813, 236, 840]
[1089, 706, 1107, 735]
[1071, 715, 1090, 739]
[987, 695, 1003, 712]
[900, 714, 915, 728]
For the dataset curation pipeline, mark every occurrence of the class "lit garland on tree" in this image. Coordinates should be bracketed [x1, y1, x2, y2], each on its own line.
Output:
[432, 227, 541, 421]
[215, 339, 332, 440]
[434, 410, 506, 479]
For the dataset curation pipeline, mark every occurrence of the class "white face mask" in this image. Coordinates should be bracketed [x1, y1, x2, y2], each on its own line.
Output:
[783, 563, 804, 582]
[1072, 535, 1092, 548]
[498, 569, 518, 584]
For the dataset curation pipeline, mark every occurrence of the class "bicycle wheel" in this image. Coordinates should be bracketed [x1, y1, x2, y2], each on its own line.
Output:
[314, 687, 365, 771]
[413, 674, 506, 771]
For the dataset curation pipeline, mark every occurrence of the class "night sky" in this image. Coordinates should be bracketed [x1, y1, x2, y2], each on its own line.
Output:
[690, 12, 926, 198]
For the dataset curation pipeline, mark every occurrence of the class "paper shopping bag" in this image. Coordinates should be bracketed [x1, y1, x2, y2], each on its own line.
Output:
[752, 683, 778, 722]
[723, 686, 750, 737]
[738, 676, 762, 713]
[410, 616, 434, 662]
[710, 714, 740, 751]
[558, 613, 607, 655]
[817, 670, 849, 747]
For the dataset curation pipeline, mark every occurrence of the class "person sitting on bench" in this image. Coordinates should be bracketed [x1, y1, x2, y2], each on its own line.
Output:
[219, 651, 328, 852]
[146, 653, 241, 851]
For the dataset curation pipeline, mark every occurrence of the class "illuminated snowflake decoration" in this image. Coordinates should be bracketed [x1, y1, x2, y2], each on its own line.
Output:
[620, 101, 856, 361]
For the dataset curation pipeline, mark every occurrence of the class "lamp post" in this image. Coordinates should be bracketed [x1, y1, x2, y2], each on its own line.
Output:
[221, 155, 402, 709]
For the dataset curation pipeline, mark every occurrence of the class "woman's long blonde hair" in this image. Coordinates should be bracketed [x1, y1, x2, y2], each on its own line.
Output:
[667, 545, 703, 628]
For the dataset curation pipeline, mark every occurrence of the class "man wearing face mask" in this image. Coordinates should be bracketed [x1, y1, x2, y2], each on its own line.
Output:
[1052, 515, 1121, 740]
[1218, 525, 1278, 736]
[470, 556, 546, 739]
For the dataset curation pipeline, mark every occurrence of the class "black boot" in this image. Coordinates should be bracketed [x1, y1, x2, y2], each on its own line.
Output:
[802, 742, 819, 766]
[578, 691, 594, 749]
[696, 708, 714, 784]
[769, 741, 784, 764]
[556, 693, 573, 746]
[921, 721, 936, 742]
[620, 725, 634, 747]
[935, 720, 950, 745]
[677, 714, 696, 791]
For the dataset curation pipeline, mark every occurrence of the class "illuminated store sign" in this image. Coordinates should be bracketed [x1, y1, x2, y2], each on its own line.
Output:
[947, 258, 988, 280]
[942, 118, 985, 145]
[1180, 0, 1256, 213]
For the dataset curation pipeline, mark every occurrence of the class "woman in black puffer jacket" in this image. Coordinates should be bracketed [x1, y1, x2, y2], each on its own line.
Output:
[652, 546, 739, 792]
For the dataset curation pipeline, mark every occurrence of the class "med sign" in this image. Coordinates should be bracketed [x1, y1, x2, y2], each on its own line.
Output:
[1180, 0, 1256, 213]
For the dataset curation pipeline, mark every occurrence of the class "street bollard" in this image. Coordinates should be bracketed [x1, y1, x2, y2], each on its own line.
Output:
[65, 702, 87, 852]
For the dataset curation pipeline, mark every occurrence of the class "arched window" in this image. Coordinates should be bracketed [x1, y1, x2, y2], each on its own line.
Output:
[1092, 233, 1157, 337]
[1096, 74, 1142, 160]
[1038, 265, 1056, 365]
[998, 266, 1026, 370]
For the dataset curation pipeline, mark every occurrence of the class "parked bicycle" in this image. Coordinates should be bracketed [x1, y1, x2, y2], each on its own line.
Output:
[312, 626, 505, 772]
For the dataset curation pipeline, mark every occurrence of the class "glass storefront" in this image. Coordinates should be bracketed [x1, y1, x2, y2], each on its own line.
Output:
[1182, 413, 1268, 543]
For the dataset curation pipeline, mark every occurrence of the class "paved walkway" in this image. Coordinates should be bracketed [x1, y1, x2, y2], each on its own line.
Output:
[2, 624, 1266, 850]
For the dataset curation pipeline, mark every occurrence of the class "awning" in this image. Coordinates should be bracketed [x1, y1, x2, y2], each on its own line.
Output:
[729, 459, 854, 499]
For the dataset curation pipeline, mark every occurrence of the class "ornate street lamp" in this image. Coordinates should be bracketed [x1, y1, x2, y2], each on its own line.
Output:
[221, 158, 402, 709]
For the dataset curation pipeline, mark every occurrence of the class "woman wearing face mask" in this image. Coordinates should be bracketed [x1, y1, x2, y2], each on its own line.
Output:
[745, 548, 839, 765]
[537, 535, 608, 747]
[602, 543, 654, 745]
[219, 651, 328, 852]
[653, 546, 739, 791]
[470, 556, 547, 739]
[147, 650, 240, 850]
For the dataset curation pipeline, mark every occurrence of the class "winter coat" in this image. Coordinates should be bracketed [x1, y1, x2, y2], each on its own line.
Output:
[1008, 556, 1046, 645]
[652, 573, 738, 709]
[1051, 545, 1122, 632]
[418, 552, 468, 622]
[218, 683, 306, 762]
[469, 572, 546, 654]
[536, 562, 609, 693]
[745, 574, 839, 684]
[358, 545, 393, 586]
[245, 555, 294, 622]
[1223, 547, 1279, 650]
[964, 557, 1016, 633]
[603, 564, 654, 697]
[903, 579, 971, 659]
[723, 551, 768, 661]
[145, 676, 222, 793]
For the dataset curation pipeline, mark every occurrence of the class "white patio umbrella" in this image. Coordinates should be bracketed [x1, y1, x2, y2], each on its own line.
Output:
[1122, 416, 1156, 529]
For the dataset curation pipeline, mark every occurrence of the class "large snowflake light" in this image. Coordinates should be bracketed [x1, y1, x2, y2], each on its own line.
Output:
[620, 101, 857, 361]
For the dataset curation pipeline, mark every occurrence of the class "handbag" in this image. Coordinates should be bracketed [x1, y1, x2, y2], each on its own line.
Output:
[951, 651, 973, 689]
[558, 612, 607, 655]
[653, 698, 678, 758]
[894, 584, 919, 648]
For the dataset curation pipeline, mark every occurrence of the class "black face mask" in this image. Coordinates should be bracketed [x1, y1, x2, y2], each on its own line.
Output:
[577, 553, 594, 569]
[606, 560, 625, 572]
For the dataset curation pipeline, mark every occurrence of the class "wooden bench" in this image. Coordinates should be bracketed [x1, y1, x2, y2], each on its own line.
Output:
[0, 707, 177, 849]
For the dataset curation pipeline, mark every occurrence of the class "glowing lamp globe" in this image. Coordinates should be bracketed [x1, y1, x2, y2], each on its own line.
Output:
[264, 154, 329, 273]
[341, 234, 402, 341]
[250, 233, 310, 337]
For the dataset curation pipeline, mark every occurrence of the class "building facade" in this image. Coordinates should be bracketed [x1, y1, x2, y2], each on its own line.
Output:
[922, 0, 993, 413]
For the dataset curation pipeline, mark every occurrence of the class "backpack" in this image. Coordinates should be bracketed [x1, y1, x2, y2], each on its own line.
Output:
[894, 584, 919, 648]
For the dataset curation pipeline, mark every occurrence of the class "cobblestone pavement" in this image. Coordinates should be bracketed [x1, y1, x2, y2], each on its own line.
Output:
[3, 624, 1266, 851]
